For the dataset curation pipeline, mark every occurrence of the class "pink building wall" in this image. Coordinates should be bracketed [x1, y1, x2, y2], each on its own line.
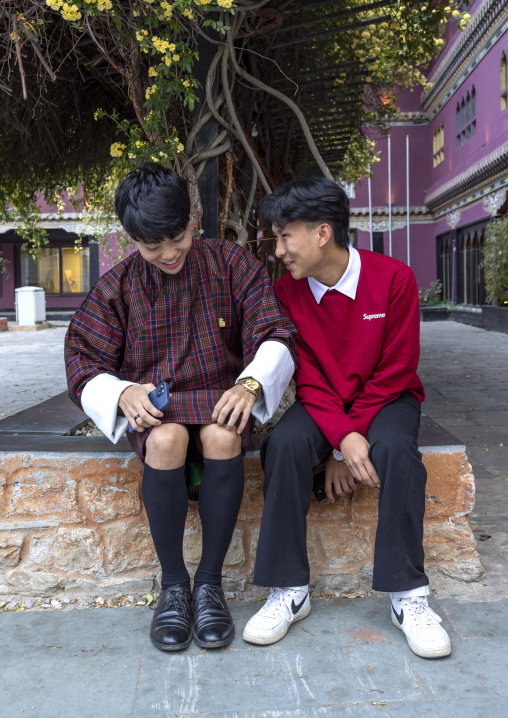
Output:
[350, 1, 508, 296]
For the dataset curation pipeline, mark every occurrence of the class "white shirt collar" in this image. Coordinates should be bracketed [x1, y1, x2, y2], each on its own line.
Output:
[307, 245, 361, 304]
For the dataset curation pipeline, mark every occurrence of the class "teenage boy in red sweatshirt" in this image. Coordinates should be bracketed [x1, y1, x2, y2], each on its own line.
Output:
[243, 177, 451, 659]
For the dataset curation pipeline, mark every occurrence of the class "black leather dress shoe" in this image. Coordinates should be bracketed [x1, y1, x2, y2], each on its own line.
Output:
[192, 584, 235, 648]
[150, 584, 192, 651]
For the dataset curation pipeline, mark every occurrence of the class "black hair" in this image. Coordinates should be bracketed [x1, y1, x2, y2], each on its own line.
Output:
[260, 177, 350, 249]
[114, 163, 190, 244]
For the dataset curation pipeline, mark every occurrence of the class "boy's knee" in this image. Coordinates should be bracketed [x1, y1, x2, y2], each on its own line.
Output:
[146, 423, 189, 455]
[200, 423, 242, 459]
[263, 422, 310, 462]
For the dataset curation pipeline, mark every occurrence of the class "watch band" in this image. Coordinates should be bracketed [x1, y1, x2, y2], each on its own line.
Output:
[237, 377, 262, 399]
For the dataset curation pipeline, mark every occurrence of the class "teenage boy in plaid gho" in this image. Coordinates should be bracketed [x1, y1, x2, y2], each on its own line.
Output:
[65, 163, 296, 652]
[243, 177, 451, 659]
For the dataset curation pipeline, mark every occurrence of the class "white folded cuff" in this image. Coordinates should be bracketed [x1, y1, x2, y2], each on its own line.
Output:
[81, 373, 137, 443]
[236, 340, 295, 425]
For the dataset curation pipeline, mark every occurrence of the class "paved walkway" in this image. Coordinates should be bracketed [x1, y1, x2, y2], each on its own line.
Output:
[0, 321, 508, 717]
[0, 326, 68, 418]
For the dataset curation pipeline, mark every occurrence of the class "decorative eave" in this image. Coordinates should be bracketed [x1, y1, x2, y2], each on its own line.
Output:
[425, 141, 508, 212]
[422, 0, 508, 121]
[431, 174, 508, 221]
[0, 212, 120, 238]
[350, 206, 434, 231]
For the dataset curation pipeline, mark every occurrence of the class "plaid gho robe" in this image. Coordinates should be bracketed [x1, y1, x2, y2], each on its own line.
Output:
[65, 237, 296, 459]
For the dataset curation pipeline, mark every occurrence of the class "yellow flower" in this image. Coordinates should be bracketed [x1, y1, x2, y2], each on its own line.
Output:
[172, 54, 180, 62]
[161, 1, 172, 17]
[136, 31, 144, 41]
[110, 142, 126, 157]
[177, 143, 184, 152]
[164, 57, 172, 66]
[133, 10, 140, 16]
[151, 155, 159, 162]
[46, 0, 63, 9]
[182, 80, 190, 87]
[97, 0, 113, 10]
[60, 2, 81, 21]
[444, 6, 451, 11]
[159, 151, 167, 158]
[148, 66, 157, 77]
[463, 13, 471, 20]
[361, 31, 370, 39]
[168, 43, 176, 52]
[128, 153, 136, 159]
[452, 9, 460, 18]
[217, 0, 233, 8]
[183, 9, 193, 18]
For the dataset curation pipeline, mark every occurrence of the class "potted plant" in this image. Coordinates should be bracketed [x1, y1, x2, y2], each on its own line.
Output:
[483, 214, 508, 335]
[419, 280, 449, 321]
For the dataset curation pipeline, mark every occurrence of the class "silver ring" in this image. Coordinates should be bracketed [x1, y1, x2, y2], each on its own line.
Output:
[134, 414, 141, 423]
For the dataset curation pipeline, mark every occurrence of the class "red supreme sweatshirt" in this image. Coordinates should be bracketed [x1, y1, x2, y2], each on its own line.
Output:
[274, 249, 425, 450]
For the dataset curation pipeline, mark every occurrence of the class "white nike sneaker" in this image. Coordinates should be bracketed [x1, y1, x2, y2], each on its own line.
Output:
[243, 586, 311, 645]
[391, 596, 451, 658]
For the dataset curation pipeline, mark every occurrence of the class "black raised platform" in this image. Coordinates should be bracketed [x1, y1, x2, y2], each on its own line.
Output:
[0, 392, 463, 454]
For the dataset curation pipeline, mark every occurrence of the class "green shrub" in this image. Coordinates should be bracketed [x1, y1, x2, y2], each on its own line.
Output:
[419, 279, 443, 306]
[484, 215, 508, 307]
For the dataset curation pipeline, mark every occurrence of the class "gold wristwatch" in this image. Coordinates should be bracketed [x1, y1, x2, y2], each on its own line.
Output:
[237, 377, 262, 399]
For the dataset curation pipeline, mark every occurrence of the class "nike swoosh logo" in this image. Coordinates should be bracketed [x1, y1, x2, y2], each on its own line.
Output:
[291, 594, 308, 615]
[393, 606, 404, 625]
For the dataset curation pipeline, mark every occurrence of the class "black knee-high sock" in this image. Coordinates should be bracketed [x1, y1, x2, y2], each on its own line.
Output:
[142, 463, 190, 589]
[194, 454, 245, 586]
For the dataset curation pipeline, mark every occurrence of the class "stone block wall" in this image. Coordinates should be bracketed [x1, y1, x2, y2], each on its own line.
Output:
[0, 446, 483, 601]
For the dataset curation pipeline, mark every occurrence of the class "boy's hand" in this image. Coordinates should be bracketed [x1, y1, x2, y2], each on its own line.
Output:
[340, 431, 380, 490]
[324, 454, 357, 502]
[119, 383, 163, 432]
[212, 384, 256, 434]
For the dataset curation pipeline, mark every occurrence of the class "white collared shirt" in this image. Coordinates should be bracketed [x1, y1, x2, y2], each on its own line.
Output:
[307, 245, 361, 304]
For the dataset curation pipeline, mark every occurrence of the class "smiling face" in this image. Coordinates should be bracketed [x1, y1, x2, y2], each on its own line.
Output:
[273, 219, 329, 281]
[134, 221, 193, 274]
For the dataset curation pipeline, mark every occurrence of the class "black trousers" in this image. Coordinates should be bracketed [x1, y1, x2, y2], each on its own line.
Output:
[253, 392, 428, 593]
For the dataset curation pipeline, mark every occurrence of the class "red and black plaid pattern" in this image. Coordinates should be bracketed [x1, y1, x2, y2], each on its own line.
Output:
[65, 238, 296, 459]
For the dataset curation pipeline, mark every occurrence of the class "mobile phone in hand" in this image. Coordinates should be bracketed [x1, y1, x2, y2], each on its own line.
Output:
[127, 381, 170, 433]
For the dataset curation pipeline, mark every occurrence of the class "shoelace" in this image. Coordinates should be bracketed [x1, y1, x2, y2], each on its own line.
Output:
[261, 588, 301, 618]
[196, 584, 224, 608]
[151, 587, 190, 616]
[404, 598, 442, 626]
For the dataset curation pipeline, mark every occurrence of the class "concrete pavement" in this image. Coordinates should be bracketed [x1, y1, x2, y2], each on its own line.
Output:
[0, 320, 508, 717]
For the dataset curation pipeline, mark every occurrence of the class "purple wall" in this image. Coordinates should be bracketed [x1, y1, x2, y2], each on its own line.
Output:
[427, 34, 508, 198]
[350, 4, 508, 293]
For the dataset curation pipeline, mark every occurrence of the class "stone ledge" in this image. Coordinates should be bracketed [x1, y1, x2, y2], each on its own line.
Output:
[0, 394, 484, 601]
[0, 445, 483, 601]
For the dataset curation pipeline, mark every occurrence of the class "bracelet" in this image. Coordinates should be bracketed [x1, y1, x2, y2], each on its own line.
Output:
[333, 449, 345, 462]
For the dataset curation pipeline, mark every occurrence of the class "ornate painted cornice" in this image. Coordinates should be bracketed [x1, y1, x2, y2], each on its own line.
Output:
[422, 0, 508, 120]
[351, 205, 430, 216]
[0, 212, 120, 237]
[350, 206, 434, 231]
[425, 141, 508, 211]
